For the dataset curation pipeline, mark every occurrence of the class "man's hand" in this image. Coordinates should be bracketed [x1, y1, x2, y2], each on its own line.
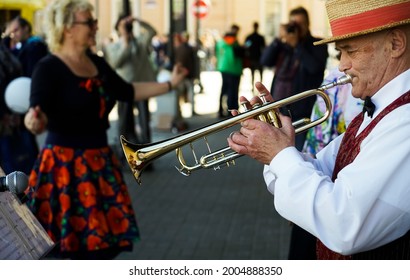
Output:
[227, 82, 295, 165]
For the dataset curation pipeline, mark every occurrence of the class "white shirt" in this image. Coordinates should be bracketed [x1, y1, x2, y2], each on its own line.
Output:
[264, 69, 410, 255]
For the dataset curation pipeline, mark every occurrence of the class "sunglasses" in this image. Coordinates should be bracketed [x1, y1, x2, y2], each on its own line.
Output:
[73, 18, 98, 28]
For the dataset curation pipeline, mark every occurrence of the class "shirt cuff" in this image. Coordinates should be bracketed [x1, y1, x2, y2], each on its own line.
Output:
[268, 146, 305, 177]
[263, 147, 304, 195]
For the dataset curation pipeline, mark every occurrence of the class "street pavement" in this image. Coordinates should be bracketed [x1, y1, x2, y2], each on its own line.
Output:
[108, 70, 292, 260]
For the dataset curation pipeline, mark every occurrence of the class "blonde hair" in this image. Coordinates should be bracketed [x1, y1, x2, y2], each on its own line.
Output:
[44, 0, 93, 52]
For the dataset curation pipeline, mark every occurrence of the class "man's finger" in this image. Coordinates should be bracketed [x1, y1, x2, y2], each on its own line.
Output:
[254, 82, 273, 102]
[238, 96, 252, 111]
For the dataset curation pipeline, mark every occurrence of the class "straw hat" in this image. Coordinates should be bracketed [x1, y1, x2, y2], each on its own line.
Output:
[314, 0, 410, 45]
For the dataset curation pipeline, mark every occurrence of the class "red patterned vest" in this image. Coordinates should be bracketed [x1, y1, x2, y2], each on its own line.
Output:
[316, 90, 410, 260]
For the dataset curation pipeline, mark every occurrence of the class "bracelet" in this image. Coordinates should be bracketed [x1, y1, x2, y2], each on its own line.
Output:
[167, 81, 173, 91]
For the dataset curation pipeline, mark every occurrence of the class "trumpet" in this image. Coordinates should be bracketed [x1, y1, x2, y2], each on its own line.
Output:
[121, 74, 352, 184]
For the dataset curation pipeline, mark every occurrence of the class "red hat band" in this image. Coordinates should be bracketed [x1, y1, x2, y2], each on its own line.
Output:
[331, 1, 410, 37]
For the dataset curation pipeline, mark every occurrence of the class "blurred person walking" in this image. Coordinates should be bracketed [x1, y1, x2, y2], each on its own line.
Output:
[260, 7, 328, 151]
[244, 22, 266, 89]
[215, 24, 243, 118]
[104, 15, 157, 147]
[3, 16, 48, 77]
[0, 40, 30, 175]
[0, 17, 48, 175]
[23, 0, 186, 260]
[173, 31, 196, 124]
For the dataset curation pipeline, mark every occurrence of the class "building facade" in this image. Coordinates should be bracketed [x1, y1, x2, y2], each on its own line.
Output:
[1, 0, 331, 48]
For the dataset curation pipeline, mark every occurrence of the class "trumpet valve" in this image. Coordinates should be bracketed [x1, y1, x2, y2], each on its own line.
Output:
[240, 100, 249, 111]
[250, 103, 267, 122]
[266, 110, 282, 128]
[259, 93, 268, 104]
[257, 113, 268, 122]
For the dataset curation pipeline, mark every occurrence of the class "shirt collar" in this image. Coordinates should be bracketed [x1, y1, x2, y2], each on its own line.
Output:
[370, 69, 410, 118]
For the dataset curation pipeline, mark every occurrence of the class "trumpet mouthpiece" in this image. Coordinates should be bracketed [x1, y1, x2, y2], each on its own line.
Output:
[319, 74, 352, 91]
[337, 74, 352, 85]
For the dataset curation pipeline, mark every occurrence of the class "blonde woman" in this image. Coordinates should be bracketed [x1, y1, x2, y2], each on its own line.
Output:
[24, 0, 186, 259]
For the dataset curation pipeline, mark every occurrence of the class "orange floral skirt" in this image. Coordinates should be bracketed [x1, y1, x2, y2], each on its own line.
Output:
[25, 144, 140, 254]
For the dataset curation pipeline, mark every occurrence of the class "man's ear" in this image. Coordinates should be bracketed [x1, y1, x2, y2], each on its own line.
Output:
[389, 28, 407, 58]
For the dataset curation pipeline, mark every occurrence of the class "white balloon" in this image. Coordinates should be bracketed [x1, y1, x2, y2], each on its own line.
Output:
[5, 77, 31, 114]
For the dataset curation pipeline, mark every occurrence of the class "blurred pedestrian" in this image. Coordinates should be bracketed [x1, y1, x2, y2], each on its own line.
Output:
[152, 34, 170, 70]
[260, 6, 328, 151]
[0, 16, 48, 175]
[104, 15, 157, 147]
[23, 0, 186, 260]
[173, 31, 196, 121]
[244, 22, 266, 89]
[0, 40, 33, 175]
[3, 16, 48, 77]
[215, 24, 243, 118]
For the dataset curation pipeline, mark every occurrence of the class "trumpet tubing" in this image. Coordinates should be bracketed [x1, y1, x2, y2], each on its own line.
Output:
[121, 75, 352, 185]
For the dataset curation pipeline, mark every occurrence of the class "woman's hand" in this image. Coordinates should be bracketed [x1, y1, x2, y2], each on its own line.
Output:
[169, 63, 189, 89]
[24, 106, 47, 134]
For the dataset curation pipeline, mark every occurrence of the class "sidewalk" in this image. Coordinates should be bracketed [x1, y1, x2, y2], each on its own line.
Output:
[109, 70, 291, 260]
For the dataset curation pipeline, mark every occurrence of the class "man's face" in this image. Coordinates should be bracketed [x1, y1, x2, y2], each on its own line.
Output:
[7, 19, 29, 44]
[336, 31, 390, 99]
[289, 14, 309, 38]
